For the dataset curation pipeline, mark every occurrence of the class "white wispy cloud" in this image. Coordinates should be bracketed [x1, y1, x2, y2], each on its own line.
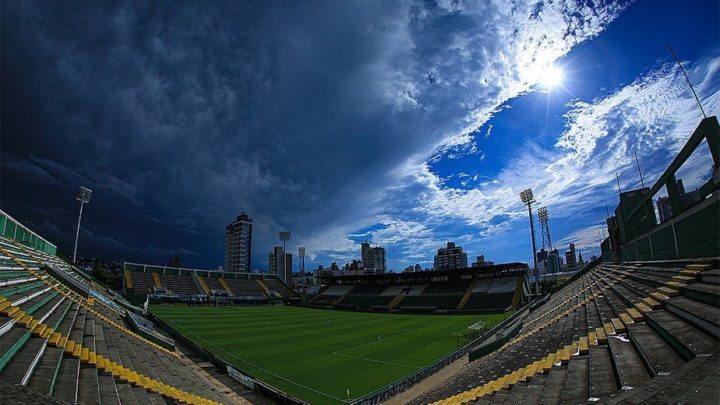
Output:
[380, 51, 719, 265]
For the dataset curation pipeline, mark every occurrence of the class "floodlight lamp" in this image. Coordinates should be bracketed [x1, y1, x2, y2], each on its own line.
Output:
[519, 188, 534, 204]
[76, 186, 93, 203]
[538, 207, 548, 221]
[279, 231, 291, 241]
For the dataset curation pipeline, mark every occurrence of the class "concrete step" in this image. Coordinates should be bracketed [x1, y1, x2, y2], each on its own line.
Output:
[608, 336, 651, 390]
[686, 264, 713, 271]
[588, 346, 617, 398]
[626, 323, 685, 377]
[560, 354, 588, 402]
[700, 269, 720, 285]
[681, 282, 720, 307]
[665, 297, 720, 338]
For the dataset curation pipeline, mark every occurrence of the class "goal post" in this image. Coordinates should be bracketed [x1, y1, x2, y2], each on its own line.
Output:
[466, 320, 486, 341]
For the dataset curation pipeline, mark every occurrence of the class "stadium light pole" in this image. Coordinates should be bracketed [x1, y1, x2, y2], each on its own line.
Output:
[73, 186, 93, 264]
[520, 189, 539, 294]
[538, 206, 557, 287]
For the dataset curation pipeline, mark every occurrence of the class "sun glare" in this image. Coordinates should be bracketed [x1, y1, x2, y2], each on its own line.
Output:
[541, 65, 565, 90]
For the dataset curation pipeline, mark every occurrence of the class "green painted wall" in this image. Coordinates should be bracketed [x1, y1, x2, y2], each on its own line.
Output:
[0, 210, 57, 255]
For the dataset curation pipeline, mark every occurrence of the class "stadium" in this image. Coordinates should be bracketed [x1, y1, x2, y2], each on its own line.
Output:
[0, 116, 718, 404]
[2, 2, 720, 404]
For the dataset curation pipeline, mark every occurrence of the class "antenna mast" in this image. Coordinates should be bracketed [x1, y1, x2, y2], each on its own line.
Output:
[667, 43, 706, 119]
[634, 152, 645, 188]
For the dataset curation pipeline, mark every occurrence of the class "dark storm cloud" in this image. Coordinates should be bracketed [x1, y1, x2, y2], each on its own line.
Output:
[1, 1, 627, 268]
[1, 1, 425, 265]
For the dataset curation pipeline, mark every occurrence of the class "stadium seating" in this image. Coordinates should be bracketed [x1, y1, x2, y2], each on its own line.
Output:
[0, 235, 241, 405]
[124, 264, 295, 303]
[463, 291, 515, 310]
[222, 278, 266, 298]
[462, 275, 521, 310]
[202, 276, 227, 294]
[399, 294, 463, 310]
[336, 284, 393, 308]
[311, 285, 355, 305]
[159, 273, 201, 295]
[313, 275, 526, 312]
[380, 284, 427, 296]
[262, 278, 294, 298]
[127, 272, 154, 294]
[398, 279, 498, 310]
[410, 259, 720, 404]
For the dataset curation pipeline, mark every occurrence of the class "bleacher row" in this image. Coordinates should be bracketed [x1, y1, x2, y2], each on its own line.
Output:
[125, 270, 293, 299]
[313, 275, 522, 312]
[411, 260, 720, 404]
[0, 235, 243, 405]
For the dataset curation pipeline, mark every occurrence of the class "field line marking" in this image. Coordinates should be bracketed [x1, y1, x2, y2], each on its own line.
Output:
[423, 334, 457, 349]
[332, 352, 421, 370]
[160, 316, 348, 403]
[332, 327, 414, 355]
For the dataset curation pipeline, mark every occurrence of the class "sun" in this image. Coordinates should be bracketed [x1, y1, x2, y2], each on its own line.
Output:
[540, 65, 565, 90]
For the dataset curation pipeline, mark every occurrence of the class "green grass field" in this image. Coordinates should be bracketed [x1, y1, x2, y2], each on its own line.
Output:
[153, 305, 510, 404]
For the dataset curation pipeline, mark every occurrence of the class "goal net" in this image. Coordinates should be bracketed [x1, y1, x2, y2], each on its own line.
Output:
[466, 320, 487, 341]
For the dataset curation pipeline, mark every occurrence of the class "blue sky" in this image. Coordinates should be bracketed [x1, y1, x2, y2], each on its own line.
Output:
[1, 0, 718, 272]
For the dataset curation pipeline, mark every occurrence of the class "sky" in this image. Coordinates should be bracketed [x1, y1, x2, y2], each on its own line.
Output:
[1, 0, 719, 272]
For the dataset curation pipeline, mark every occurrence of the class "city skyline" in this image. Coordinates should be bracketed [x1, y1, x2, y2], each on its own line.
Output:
[1, 1, 718, 272]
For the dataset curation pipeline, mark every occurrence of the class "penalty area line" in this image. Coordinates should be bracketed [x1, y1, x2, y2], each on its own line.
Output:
[332, 352, 421, 370]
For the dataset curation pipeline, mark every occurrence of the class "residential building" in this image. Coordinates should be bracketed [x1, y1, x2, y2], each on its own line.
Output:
[472, 255, 494, 267]
[268, 251, 277, 275]
[536, 249, 548, 265]
[284, 253, 292, 285]
[268, 246, 293, 284]
[224, 213, 253, 273]
[433, 242, 468, 271]
[565, 243, 577, 270]
[546, 250, 561, 274]
[269, 246, 282, 275]
[361, 242, 387, 273]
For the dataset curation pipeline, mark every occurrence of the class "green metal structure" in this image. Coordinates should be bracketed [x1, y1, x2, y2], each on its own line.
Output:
[602, 116, 720, 262]
[0, 209, 57, 255]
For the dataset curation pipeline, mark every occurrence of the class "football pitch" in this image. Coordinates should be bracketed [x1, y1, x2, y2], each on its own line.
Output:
[153, 305, 510, 404]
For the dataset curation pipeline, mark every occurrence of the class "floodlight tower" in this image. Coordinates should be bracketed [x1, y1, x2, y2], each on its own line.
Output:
[73, 186, 93, 264]
[298, 246, 305, 274]
[538, 207, 552, 251]
[538, 206, 556, 286]
[519, 189, 539, 293]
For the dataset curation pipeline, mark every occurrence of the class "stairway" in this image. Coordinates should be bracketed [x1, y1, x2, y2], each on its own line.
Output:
[151, 273, 162, 288]
[333, 286, 356, 306]
[457, 279, 478, 310]
[256, 280, 271, 297]
[388, 294, 405, 309]
[218, 278, 234, 296]
[195, 276, 210, 295]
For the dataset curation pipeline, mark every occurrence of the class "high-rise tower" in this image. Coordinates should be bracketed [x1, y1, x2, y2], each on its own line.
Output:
[224, 213, 253, 272]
